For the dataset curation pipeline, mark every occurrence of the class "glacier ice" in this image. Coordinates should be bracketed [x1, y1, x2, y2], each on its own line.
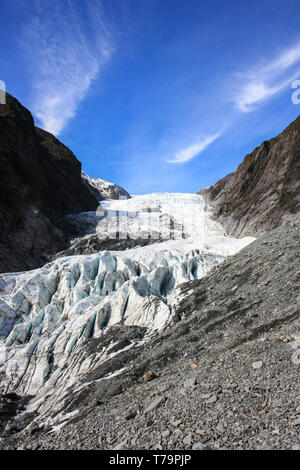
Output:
[0, 192, 255, 427]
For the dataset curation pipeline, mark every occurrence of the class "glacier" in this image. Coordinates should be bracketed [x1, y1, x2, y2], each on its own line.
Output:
[0, 192, 255, 429]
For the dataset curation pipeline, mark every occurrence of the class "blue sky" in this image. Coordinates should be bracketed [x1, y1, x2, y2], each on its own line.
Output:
[1, 0, 300, 194]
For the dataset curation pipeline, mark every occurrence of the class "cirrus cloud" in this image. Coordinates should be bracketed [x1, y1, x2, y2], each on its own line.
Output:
[233, 43, 300, 112]
[167, 132, 222, 164]
[21, 0, 116, 135]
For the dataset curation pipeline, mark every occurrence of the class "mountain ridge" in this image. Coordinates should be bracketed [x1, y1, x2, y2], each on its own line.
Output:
[198, 115, 300, 237]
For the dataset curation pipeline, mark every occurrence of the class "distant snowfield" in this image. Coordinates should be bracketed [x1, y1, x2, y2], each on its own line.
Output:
[100, 192, 223, 240]
[0, 192, 255, 428]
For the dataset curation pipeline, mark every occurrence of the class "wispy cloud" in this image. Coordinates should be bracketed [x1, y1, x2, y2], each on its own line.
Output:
[167, 132, 222, 164]
[21, 0, 116, 135]
[168, 43, 300, 167]
[233, 43, 300, 112]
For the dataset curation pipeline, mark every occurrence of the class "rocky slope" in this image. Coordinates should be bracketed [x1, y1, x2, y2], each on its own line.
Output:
[0, 93, 99, 273]
[199, 115, 300, 237]
[0, 224, 299, 450]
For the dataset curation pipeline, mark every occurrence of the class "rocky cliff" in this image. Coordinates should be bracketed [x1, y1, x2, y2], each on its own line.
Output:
[0, 93, 126, 273]
[199, 115, 300, 237]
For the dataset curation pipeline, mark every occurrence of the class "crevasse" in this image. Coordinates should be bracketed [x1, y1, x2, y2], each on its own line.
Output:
[0, 193, 254, 426]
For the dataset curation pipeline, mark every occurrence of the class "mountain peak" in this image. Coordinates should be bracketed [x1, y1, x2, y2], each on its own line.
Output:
[81, 172, 130, 201]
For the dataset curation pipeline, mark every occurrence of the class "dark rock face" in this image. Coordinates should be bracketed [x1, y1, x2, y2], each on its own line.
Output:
[199, 115, 300, 237]
[0, 93, 99, 273]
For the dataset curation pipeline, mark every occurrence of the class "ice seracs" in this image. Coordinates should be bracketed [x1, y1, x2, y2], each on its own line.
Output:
[0, 192, 255, 428]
